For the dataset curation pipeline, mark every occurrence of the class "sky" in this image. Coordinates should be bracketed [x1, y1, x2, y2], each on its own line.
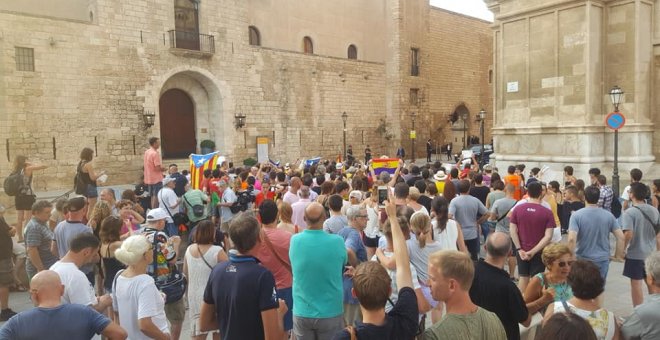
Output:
[429, 0, 494, 22]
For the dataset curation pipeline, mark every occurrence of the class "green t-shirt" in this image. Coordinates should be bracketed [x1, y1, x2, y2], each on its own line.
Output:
[424, 307, 507, 340]
[183, 189, 208, 222]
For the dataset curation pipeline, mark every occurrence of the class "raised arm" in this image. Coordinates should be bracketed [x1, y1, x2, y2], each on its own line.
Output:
[385, 193, 412, 289]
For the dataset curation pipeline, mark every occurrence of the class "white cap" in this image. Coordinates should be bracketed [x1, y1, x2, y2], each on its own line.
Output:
[349, 190, 362, 200]
[146, 208, 169, 222]
[162, 175, 176, 186]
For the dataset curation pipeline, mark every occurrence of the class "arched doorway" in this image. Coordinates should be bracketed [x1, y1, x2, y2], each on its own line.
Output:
[159, 89, 196, 159]
[450, 104, 470, 150]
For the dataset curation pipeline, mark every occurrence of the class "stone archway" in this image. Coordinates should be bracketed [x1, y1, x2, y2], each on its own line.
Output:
[451, 104, 471, 150]
[149, 69, 229, 158]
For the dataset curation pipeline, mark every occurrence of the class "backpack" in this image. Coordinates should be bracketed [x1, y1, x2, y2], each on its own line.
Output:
[73, 162, 87, 195]
[611, 198, 622, 218]
[3, 171, 24, 197]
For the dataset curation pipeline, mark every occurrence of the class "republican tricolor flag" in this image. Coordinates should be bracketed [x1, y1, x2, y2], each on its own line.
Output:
[189, 152, 220, 190]
[371, 158, 399, 175]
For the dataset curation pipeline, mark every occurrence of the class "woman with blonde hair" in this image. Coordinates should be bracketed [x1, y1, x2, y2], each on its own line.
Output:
[277, 201, 295, 234]
[113, 234, 170, 340]
[524, 243, 574, 316]
[407, 187, 429, 215]
[407, 211, 445, 322]
[12, 155, 47, 242]
[87, 200, 112, 238]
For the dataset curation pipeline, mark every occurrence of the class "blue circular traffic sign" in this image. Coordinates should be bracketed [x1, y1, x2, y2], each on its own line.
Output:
[605, 112, 626, 130]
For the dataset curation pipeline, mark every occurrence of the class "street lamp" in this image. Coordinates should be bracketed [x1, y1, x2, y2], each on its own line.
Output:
[461, 111, 468, 150]
[142, 110, 156, 129]
[342, 112, 348, 162]
[478, 108, 487, 168]
[411, 112, 416, 163]
[609, 85, 624, 196]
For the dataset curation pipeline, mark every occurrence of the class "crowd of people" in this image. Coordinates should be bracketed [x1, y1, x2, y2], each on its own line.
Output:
[0, 137, 659, 340]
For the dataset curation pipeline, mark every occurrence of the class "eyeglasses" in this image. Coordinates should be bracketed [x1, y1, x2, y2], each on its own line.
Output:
[356, 214, 368, 218]
[557, 260, 574, 268]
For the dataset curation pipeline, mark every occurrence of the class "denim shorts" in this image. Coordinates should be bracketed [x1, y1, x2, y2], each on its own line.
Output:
[278, 287, 294, 331]
[623, 258, 646, 280]
[85, 184, 98, 198]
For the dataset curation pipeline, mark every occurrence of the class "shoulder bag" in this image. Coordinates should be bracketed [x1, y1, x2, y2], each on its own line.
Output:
[262, 229, 292, 273]
[633, 206, 660, 234]
[184, 194, 205, 218]
[197, 244, 215, 270]
[150, 231, 187, 304]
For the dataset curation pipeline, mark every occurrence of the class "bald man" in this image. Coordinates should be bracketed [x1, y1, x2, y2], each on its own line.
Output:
[289, 203, 348, 340]
[469, 232, 530, 340]
[0, 270, 126, 340]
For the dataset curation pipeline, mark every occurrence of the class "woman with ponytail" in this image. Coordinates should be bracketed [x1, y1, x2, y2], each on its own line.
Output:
[113, 235, 170, 340]
[407, 211, 445, 323]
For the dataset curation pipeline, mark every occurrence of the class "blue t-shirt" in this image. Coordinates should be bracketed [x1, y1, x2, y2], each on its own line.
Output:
[290, 229, 347, 318]
[203, 254, 279, 340]
[337, 226, 368, 305]
[448, 194, 488, 240]
[569, 206, 619, 262]
[0, 304, 110, 340]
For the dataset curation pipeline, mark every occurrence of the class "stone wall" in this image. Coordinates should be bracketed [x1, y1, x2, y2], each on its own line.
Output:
[0, 0, 389, 198]
[426, 7, 493, 150]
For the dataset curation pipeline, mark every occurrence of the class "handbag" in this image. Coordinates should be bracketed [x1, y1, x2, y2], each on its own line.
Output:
[150, 231, 187, 304]
[159, 191, 189, 226]
[262, 229, 292, 273]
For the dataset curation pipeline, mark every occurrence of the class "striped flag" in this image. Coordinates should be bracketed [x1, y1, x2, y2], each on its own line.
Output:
[304, 157, 321, 167]
[189, 152, 220, 190]
[371, 158, 399, 175]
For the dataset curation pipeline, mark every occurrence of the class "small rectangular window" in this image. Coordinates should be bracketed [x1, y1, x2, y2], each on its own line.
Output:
[411, 48, 419, 76]
[410, 88, 419, 106]
[15, 47, 35, 72]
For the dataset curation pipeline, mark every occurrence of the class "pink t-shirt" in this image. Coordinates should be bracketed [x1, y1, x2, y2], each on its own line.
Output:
[509, 202, 556, 251]
[144, 148, 163, 185]
[256, 228, 292, 289]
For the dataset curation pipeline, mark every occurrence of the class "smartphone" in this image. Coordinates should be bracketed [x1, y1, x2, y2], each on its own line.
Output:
[377, 186, 388, 208]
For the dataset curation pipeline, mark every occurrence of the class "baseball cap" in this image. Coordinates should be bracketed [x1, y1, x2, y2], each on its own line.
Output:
[65, 195, 87, 212]
[162, 175, 176, 186]
[146, 208, 169, 222]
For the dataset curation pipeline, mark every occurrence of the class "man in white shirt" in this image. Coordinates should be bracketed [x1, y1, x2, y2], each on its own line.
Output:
[50, 233, 112, 313]
[283, 177, 302, 205]
[158, 175, 180, 236]
[291, 186, 313, 230]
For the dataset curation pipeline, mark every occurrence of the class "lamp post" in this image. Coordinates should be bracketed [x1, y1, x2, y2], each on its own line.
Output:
[609, 85, 624, 197]
[342, 112, 348, 162]
[411, 112, 416, 163]
[461, 111, 468, 150]
[478, 108, 486, 168]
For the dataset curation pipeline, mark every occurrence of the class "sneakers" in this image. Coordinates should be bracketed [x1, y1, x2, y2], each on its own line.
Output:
[0, 308, 17, 321]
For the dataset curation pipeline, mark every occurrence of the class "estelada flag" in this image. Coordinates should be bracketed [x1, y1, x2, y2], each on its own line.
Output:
[371, 158, 399, 175]
[189, 152, 220, 190]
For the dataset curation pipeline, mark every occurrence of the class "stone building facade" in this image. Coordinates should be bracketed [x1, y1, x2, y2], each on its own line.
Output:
[486, 0, 659, 181]
[0, 0, 492, 195]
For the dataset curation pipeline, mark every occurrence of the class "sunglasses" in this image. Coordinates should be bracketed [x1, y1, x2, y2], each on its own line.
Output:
[557, 260, 574, 268]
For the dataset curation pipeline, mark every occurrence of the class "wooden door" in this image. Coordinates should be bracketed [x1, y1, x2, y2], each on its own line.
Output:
[159, 89, 196, 159]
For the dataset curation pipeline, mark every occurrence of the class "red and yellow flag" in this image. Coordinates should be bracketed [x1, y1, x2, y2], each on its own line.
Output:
[189, 152, 219, 190]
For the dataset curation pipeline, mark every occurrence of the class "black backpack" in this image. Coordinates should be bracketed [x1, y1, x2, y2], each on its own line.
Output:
[611, 198, 622, 218]
[183, 195, 205, 218]
[3, 171, 24, 197]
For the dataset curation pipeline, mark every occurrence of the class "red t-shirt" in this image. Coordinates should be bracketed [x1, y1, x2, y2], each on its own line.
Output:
[255, 191, 276, 208]
[255, 228, 292, 289]
[509, 202, 555, 251]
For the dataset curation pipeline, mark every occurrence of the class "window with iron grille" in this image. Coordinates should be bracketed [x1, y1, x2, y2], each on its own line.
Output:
[15, 47, 34, 72]
[411, 48, 419, 76]
[410, 88, 419, 106]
